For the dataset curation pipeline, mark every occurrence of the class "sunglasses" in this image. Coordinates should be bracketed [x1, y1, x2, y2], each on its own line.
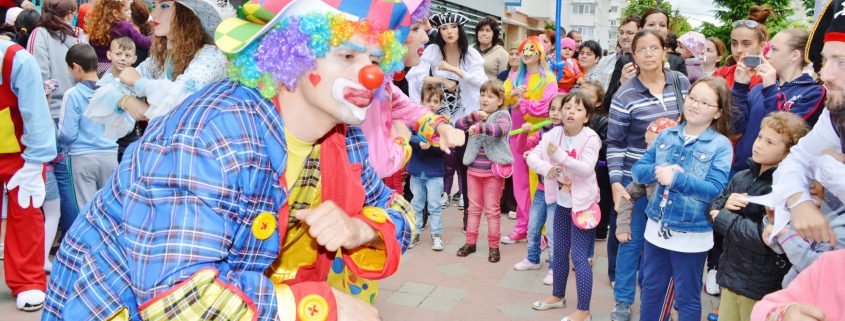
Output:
[732, 20, 759, 29]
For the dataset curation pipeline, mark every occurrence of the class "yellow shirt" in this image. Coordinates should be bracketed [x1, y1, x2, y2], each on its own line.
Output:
[284, 130, 314, 190]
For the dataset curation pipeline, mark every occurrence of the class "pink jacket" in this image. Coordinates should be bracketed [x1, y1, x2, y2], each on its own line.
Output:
[751, 250, 845, 321]
[526, 126, 600, 211]
[360, 83, 431, 178]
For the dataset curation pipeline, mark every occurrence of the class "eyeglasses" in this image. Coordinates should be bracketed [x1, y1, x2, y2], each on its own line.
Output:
[635, 46, 663, 55]
[732, 20, 759, 29]
[686, 95, 718, 109]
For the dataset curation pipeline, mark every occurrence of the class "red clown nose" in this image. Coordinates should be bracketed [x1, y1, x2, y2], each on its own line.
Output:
[359, 65, 385, 90]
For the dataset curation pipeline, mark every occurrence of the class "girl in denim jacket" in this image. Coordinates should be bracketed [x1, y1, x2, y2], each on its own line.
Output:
[631, 77, 734, 321]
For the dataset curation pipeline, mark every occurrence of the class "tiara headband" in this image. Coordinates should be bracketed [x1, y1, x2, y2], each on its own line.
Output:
[429, 12, 468, 27]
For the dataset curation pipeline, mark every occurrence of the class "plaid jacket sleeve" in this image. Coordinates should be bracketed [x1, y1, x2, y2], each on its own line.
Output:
[124, 83, 339, 321]
[347, 126, 415, 253]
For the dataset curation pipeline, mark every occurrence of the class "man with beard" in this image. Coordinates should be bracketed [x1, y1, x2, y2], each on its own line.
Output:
[771, 0, 845, 249]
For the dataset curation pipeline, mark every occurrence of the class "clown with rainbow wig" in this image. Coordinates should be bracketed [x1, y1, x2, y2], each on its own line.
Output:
[43, 0, 418, 320]
[501, 36, 559, 244]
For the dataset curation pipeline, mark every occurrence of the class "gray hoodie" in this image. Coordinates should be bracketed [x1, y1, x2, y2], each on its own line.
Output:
[28, 26, 87, 118]
[771, 189, 845, 287]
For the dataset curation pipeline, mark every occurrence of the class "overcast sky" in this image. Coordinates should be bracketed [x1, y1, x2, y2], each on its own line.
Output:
[665, 0, 721, 28]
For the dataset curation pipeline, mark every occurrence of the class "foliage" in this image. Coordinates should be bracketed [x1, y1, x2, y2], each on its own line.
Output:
[621, 0, 693, 36]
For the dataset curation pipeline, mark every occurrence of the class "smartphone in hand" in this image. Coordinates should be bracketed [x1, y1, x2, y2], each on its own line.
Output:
[743, 55, 762, 68]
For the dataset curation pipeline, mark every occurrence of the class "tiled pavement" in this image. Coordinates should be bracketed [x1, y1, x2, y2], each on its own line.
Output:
[0, 203, 718, 320]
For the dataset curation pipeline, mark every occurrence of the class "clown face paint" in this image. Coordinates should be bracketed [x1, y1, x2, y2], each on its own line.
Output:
[521, 44, 540, 64]
[300, 35, 383, 125]
[404, 20, 430, 67]
[151, 0, 174, 38]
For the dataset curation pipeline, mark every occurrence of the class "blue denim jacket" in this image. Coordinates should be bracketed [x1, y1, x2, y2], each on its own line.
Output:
[631, 124, 732, 233]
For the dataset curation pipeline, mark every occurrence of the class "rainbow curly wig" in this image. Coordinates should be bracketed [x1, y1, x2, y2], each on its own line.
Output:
[227, 11, 408, 99]
[513, 36, 554, 92]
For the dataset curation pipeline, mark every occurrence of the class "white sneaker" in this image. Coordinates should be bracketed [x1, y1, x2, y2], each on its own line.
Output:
[16, 289, 45, 312]
[457, 197, 465, 210]
[513, 258, 542, 271]
[705, 269, 720, 295]
[440, 192, 449, 208]
[507, 211, 517, 220]
[432, 236, 444, 251]
[543, 270, 554, 285]
[0, 242, 4, 260]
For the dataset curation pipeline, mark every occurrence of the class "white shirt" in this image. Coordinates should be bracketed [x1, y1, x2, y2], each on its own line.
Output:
[773, 109, 840, 210]
[645, 218, 714, 253]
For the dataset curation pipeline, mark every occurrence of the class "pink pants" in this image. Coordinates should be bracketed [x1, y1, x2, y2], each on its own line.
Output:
[508, 134, 530, 236]
[466, 173, 504, 248]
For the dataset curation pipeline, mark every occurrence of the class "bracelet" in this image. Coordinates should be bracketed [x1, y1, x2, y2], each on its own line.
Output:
[117, 96, 129, 111]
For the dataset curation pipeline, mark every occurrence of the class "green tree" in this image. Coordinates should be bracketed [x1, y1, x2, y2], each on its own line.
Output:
[622, 0, 693, 35]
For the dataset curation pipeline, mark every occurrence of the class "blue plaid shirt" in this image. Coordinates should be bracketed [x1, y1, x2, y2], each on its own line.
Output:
[44, 80, 412, 321]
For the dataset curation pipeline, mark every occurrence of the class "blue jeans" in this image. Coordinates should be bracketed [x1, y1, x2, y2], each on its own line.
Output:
[410, 174, 444, 236]
[640, 240, 707, 321]
[526, 190, 555, 265]
[613, 189, 648, 304]
[54, 152, 79, 232]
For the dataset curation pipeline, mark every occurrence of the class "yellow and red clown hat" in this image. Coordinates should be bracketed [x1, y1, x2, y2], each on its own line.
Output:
[215, 0, 411, 54]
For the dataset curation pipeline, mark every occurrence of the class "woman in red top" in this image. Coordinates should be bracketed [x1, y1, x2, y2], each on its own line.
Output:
[712, 5, 772, 88]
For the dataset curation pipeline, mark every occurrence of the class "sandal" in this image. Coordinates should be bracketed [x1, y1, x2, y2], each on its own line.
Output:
[456, 244, 476, 257]
[489, 248, 500, 262]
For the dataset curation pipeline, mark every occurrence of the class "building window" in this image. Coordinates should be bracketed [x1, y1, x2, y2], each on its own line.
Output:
[572, 26, 595, 38]
[610, 20, 617, 27]
[572, 3, 596, 15]
[610, 6, 618, 13]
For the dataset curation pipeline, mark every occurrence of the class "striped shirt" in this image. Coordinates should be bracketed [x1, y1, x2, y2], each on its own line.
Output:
[456, 111, 510, 176]
[607, 71, 690, 184]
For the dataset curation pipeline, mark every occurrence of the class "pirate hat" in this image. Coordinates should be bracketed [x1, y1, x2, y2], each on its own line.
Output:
[806, 0, 845, 67]
[215, 0, 410, 54]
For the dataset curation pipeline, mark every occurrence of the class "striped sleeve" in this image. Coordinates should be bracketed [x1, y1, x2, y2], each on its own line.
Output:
[607, 90, 632, 185]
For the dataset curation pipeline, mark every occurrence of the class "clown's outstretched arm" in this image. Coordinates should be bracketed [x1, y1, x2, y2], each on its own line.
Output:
[387, 83, 453, 147]
[11, 46, 56, 164]
[347, 127, 411, 277]
[131, 115, 342, 321]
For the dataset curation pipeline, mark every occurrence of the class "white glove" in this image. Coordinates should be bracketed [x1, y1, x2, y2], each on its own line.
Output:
[7, 162, 46, 208]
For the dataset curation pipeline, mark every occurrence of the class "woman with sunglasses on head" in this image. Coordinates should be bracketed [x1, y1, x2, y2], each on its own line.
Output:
[712, 5, 771, 89]
[606, 29, 690, 321]
[408, 12, 487, 231]
[730, 28, 825, 174]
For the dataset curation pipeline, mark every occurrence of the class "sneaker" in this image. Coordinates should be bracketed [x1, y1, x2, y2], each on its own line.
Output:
[432, 236, 444, 251]
[513, 258, 542, 271]
[457, 197, 465, 210]
[543, 270, 554, 285]
[507, 211, 517, 220]
[410, 234, 420, 248]
[16, 289, 45, 312]
[705, 269, 721, 296]
[0, 242, 4, 260]
[440, 192, 449, 208]
[610, 302, 632, 321]
[500, 232, 527, 244]
[452, 193, 461, 201]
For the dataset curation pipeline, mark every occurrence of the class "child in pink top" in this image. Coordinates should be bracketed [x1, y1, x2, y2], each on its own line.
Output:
[751, 250, 845, 321]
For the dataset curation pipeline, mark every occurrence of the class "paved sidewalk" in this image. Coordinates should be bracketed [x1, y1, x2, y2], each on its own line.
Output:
[0, 203, 718, 320]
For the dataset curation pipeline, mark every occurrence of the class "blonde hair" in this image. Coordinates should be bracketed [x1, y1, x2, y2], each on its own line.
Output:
[760, 112, 811, 150]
